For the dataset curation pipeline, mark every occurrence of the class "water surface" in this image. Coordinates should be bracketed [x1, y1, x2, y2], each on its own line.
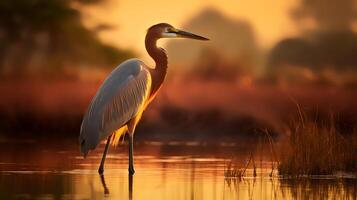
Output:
[0, 140, 355, 200]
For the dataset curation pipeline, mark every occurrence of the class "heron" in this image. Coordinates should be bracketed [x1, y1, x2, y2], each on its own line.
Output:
[79, 23, 209, 175]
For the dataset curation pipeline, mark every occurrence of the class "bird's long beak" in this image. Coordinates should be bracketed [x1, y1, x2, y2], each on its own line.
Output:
[175, 29, 209, 40]
[164, 28, 209, 40]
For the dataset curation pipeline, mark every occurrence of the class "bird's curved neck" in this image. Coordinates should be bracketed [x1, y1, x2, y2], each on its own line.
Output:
[145, 34, 168, 95]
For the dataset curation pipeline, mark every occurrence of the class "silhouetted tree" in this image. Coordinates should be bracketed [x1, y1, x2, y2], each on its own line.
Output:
[266, 0, 357, 83]
[0, 0, 134, 77]
[292, 0, 357, 31]
[268, 38, 318, 70]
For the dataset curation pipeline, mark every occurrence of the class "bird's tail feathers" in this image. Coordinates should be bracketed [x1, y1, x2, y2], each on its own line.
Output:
[111, 125, 128, 147]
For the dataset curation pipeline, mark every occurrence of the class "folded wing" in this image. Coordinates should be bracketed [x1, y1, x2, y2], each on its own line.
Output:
[79, 59, 152, 156]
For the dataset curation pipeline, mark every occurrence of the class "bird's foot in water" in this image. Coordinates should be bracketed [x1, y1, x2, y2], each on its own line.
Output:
[129, 167, 135, 175]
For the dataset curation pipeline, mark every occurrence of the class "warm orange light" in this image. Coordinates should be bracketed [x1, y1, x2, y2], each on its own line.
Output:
[80, 0, 299, 62]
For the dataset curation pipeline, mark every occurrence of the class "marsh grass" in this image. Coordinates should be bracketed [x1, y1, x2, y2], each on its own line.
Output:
[224, 129, 279, 179]
[278, 112, 357, 176]
[224, 152, 256, 179]
[224, 162, 245, 179]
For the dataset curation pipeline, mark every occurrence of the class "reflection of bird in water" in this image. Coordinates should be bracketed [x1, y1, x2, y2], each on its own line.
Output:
[79, 23, 209, 175]
[129, 174, 133, 200]
[99, 174, 133, 199]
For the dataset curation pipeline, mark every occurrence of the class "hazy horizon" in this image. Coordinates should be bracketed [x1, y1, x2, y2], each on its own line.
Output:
[80, 0, 299, 62]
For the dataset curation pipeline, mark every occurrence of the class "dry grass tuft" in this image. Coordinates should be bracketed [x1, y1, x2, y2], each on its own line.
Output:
[278, 112, 357, 176]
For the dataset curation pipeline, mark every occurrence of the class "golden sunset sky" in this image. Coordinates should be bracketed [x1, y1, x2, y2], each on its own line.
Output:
[80, 0, 299, 60]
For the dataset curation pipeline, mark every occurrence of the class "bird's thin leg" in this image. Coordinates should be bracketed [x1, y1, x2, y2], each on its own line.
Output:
[128, 134, 135, 175]
[98, 135, 112, 174]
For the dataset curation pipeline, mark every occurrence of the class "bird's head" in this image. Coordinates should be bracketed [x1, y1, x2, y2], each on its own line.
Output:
[147, 23, 209, 41]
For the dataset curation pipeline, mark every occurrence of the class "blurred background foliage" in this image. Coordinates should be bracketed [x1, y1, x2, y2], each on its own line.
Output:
[266, 0, 357, 85]
[0, 0, 356, 83]
[0, 0, 356, 141]
[163, 0, 357, 86]
[0, 0, 134, 78]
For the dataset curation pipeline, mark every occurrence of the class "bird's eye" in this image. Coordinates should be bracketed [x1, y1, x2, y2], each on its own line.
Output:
[166, 28, 174, 33]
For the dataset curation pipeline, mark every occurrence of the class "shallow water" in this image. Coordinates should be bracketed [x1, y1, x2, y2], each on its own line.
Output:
[0, 140, 355, 200]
